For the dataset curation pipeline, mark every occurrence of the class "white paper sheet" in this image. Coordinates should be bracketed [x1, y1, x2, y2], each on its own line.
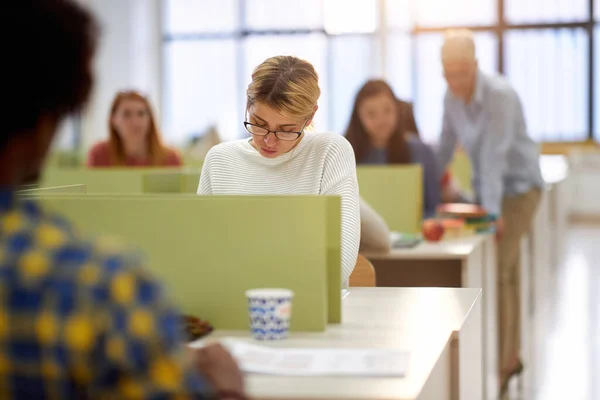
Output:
[193, 339, 409, 377]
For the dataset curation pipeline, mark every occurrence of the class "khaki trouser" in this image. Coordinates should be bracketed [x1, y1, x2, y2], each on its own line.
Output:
[497, 188, 541, 372]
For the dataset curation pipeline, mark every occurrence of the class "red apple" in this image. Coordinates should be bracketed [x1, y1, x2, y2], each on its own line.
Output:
[422, 219, 445, 242]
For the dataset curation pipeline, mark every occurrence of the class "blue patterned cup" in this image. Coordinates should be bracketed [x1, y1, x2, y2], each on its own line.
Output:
[245, 288, 294, 341]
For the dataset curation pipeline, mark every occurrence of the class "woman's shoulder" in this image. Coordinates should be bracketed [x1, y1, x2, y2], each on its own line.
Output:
[304, 132, 353, 153]
[87, 140, 111, 167]
[203, 139, 248, 162]
[163, 147, 183, 166]
[89, 140, 110, 153]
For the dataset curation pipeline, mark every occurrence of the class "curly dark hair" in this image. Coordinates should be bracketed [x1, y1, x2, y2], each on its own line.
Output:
[2, 0, 98, 150]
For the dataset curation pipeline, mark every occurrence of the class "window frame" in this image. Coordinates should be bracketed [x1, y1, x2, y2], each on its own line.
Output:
[161, 0, 598, 142]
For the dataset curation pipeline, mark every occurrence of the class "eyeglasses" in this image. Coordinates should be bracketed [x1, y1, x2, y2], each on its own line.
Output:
[243, 119, 308, 142]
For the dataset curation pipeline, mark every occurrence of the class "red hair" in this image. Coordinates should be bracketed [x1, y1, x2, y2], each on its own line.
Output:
[108, 90, 170, 166]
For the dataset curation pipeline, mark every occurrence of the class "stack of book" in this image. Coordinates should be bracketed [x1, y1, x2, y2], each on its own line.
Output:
[436, 203, 497, 235]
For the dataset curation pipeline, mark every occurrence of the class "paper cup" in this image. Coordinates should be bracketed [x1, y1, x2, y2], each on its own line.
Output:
[245, 288, 294, 341]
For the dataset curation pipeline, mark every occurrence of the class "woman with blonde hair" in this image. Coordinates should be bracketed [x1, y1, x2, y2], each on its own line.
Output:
[198, 56, 360, 286]
[87, 90, 182, 167]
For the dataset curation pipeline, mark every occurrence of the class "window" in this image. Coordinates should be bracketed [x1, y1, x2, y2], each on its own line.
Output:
[505, 29, 588, 141]
[412, 0, 496, 27]
[385, 0, 412, 31]
[505, 0, 587, 24]
[594, 27, 600, 140]
[163, 40, 239, 143]
[324, 0, 377, 34]
[245, 0, 322, 30]
[330, 36, 380, 134]
[163, 0, 239, 34]
[385, 34, 413, 101]
[161, 0, 599, 145]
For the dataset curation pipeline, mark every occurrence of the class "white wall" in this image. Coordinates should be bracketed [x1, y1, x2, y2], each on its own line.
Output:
[79, 0, 163, 150]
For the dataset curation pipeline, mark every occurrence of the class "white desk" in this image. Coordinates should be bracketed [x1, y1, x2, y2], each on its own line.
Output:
[519, 155, 570, 396]
[540, 155, 570, 275]
[203, 288, 482, 400]
[362, 236, 497, 400]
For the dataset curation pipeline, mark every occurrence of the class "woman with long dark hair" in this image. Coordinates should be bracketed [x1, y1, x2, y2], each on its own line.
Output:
[344, 80, 441, 218]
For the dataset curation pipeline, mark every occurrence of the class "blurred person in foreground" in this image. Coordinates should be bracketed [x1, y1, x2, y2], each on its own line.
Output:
[435, 28, 544, 396]
[0, 1, 244, 399]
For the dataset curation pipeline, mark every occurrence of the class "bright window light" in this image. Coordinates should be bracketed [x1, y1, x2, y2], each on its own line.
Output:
[324, 0, 377, 34]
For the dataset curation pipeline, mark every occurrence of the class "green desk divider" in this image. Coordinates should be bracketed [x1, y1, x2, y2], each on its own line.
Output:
[449, 150, 473, 195]
[142, 172, 184, 193]
[183, 155, 205, 169]
[141, 170, 202, 194]
[16, 183, 40, 191]
[18, 184, 87, 195]
[42, 167, 184, 194]
[37, 194, 341, 332]
[357, 165, 423, 233]
[45, 150, 83, 167]
[180, 170, 202, 194]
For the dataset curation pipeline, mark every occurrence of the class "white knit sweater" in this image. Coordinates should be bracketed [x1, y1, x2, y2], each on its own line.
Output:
[197, 131, 360, 287]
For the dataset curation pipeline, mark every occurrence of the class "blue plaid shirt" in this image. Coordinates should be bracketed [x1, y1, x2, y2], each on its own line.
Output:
[0, 190, 209, 398]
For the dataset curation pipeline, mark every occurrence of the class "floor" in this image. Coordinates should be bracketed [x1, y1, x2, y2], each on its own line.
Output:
[510, 223, 600, 400]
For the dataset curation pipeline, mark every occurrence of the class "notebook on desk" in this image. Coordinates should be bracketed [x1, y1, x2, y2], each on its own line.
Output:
[390, 232, 422, 249]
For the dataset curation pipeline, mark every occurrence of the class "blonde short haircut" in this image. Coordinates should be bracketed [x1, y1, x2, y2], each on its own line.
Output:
[246, 56, 321, 120]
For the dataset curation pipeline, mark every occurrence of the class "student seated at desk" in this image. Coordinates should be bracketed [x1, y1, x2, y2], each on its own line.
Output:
[344, 80, 442, 218]
[2, 2, 244, 398]
[198, 56, 360, 287]
[87, 90, 182, 167]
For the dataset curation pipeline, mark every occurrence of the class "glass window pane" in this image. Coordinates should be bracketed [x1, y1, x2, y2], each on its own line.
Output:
[163, 0, 239, 34]
[329, 36, 379, 134]
[413, 0, 496, 27]
[53, 117, 78, 151]
[386, 0, 412, 31]
[593, 27, 600, 139]
[414, 32, 497, 143]
[385, 34, 413, 100]
[243, 35, 329, 131]
[163, 40, 240, 144]
[505, 29, 588, 142]
[245, 0, 322, 30]
[506, 0, 587, 24]
[324, 0, 377, 34]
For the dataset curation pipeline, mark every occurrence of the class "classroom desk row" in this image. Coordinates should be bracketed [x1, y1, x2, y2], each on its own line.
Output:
[203, 287, 483, 400]
[358, 155, 570, 400]
[520, 154, 570, 397]
[32, 155, 569, 400]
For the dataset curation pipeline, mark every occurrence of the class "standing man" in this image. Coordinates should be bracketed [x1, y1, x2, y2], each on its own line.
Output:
[436, 29, 545, 396]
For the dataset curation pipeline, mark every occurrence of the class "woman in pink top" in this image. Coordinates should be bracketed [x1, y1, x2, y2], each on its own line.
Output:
[87, 90, 182, 167]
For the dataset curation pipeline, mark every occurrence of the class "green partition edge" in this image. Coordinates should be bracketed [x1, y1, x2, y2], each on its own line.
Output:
[449, 150, 473, 195]
[42, 167, 184, 194]
[17, 184, 87, 195]
[357, 165, 423, 233]
[325, 196, 342, 323]
[35, 194, 339, 332]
